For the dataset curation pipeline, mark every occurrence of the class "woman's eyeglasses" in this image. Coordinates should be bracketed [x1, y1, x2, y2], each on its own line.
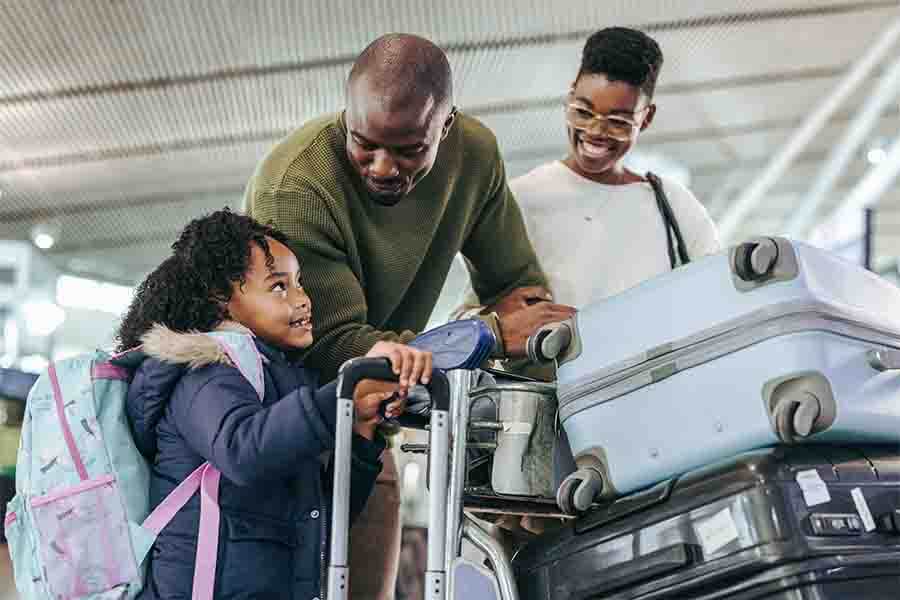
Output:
[563, 102, 648, 141]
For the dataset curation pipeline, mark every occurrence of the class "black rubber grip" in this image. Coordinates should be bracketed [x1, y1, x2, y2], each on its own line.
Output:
[337, 357, 397, 399]
[337, 357, 451, 412]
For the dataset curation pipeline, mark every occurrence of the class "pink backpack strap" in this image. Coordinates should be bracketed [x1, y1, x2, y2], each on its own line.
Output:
[141, 462, 222, 600]
[142, 463, 205, 534]
[48, 363, 89, 481]
[191, 464, 221, 600]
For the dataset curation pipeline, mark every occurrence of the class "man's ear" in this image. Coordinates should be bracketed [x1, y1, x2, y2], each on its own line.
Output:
[640, 104, 657, 132]
[441, 106, 458, 140]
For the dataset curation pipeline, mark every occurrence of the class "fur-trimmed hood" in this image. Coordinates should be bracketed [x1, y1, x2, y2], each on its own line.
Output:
[127, 321, 257, 459]
[139, 321, 254, 369]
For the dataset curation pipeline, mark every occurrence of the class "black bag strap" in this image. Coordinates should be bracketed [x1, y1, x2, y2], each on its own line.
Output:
[647, 172, 690, 269]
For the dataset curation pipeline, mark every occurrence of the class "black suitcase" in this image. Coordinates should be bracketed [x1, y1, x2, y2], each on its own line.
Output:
[513, 445, 900, 600]
[0, 367, 36, 402]
[693, 554, 900, 599]
[0, 473, 13, 543]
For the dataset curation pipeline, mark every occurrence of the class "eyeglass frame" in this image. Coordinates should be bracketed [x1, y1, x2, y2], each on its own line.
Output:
[563, 98, 651, 140]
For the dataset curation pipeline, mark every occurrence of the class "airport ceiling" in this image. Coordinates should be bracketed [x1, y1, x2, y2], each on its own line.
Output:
[1, 0, 899, 283]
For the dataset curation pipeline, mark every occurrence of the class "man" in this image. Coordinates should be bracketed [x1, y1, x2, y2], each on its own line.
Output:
[246, 33, 575, 599]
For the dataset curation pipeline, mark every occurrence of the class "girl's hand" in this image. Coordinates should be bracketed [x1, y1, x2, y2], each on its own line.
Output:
[352, 380, 407, 439]
[365, 342, 433, 397]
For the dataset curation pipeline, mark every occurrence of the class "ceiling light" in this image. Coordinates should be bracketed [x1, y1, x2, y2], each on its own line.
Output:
[21, 300, 66, 337]
[867, 147, 888, 165]
[33, 233, 54, 249]
[19, 354, 49, 374]
[30, 223, 60, 250]
[56, 275, 134, 315]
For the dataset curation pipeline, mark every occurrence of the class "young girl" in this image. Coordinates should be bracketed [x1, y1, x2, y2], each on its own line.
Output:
[118, 208, 431, 599]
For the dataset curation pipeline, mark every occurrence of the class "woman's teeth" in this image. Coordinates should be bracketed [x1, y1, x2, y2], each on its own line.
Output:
[580, 139, 614, 158]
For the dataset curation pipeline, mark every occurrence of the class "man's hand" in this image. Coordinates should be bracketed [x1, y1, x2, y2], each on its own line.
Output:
[486, 286, 576, 357]
[485, 286, 552, 316]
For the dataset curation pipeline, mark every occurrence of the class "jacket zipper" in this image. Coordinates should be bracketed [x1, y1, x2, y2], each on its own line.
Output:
[319, 477, 328, 600]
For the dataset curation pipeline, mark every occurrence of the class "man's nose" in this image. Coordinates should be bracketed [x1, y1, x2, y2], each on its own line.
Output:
[370, 150, 399, 178]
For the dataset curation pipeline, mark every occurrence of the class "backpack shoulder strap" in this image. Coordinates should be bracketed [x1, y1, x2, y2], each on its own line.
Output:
[646, 172, 691, 268]
[141, 461, 221, 600]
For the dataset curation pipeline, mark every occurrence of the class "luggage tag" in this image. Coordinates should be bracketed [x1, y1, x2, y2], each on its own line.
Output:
[796, 469, 831, 507]
[851, 487, 877, 532]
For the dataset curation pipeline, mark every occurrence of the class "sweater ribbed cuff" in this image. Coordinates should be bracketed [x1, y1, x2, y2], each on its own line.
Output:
[475, 312, 506, 359]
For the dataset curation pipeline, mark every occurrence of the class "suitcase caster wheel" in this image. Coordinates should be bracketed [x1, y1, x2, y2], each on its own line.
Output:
[527, 323, 572, 364]
[735, 238, 779, 282]
[557, 467, 604, 514]
[774, 392, 821, 443]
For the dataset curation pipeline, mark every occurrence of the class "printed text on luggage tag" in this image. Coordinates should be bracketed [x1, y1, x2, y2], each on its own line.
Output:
[695, 507, 739, 554]
[796, 469, 830, 507]
[851, 487, 876, 532]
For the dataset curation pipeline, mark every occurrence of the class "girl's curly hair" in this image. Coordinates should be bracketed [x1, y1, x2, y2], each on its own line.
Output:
[115, 208, 290, 352]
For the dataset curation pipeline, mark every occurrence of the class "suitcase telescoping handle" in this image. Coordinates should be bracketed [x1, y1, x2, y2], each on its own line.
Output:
[329, 357, 452, 600]
[564, 542, 701, 599]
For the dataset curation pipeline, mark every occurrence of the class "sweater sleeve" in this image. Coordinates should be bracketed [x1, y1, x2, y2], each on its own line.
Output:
[460, 140, 547, 309]
[249, 183, 416, 381]
[448, 173, 544, 322]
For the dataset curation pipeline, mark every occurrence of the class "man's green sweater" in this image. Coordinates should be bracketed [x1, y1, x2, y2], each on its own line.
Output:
[246, 111, 545, 381]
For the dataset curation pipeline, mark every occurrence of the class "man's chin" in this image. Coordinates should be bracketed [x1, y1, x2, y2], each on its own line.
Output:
[367, 187, 407, 206]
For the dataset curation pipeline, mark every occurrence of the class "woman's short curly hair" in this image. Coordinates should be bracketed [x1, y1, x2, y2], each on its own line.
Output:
[579, 27, 663, 99]
[115, 208, 290, 352]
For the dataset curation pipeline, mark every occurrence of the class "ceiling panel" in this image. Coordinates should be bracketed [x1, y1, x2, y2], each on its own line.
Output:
[0, 0, 898, 284]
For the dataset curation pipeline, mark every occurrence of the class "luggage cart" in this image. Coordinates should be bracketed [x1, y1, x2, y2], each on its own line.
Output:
[329, 360, 524, 600]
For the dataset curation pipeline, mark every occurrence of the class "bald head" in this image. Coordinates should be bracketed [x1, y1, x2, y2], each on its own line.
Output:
[343, 34, 457, 205]
[348, 33, 453, 112]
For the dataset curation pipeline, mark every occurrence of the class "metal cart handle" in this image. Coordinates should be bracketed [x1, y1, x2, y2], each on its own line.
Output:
[329, 357, 451, 600]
